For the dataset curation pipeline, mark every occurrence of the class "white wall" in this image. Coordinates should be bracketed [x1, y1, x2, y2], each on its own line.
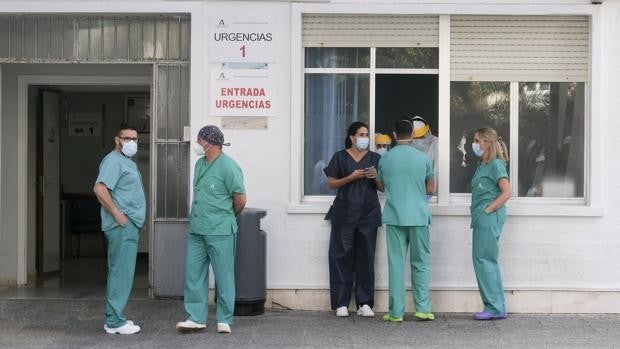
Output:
[2, 0, 620, 313]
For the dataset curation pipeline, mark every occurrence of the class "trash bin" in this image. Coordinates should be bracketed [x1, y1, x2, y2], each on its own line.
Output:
[234, 208, 267, 316]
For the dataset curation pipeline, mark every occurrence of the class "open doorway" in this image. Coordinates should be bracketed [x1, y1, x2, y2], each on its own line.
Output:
[30, 85, 151, 297]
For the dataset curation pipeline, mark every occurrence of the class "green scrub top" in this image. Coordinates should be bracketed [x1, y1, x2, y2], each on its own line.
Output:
[378, 144, 434, 226]
[470, 158, 509, 227]
[96, 151, 146, 231]
[189, 153, 245, 236]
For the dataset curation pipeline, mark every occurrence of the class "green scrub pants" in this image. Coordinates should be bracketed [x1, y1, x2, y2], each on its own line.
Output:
[183, 233, 236, 325]
[386, 225, 431, 318]
[472, 212, 506, 314]
[104, 223, 140, 328]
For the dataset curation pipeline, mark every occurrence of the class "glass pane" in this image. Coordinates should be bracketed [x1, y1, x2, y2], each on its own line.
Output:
[376, 47, 439, 69]
[179, 65, 190, 130]
[180, 18, 190, 61]
[304, 73, 370, 195]
[167, 65, 181, 140]
[155, 143, 189, 219]
[156, 65, 168, 139]
[0, 17, 10, 58]
[10, 17, 22, 59]
[142, 19, 155, 60]
[77, 18, 90, 59]
[62, 17, 74, 60]
[22, 17, 36, 59]
[89, 18, 103, 59]
[305, 48, 370, 68]
[129, 19, 143, 60]
[450, 81, 511, 194]
[103, 19, 116, 59]
[36, 17, 50, 59]
[167, 18, 181, 60]
[155, 19, 168, 60]
[49, 17, 64, 60]
[115, 18, 129, 60]
[518, 82, 585, 197]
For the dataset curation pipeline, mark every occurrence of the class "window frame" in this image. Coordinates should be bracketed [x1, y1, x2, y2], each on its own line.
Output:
[289, 5, 603, 217]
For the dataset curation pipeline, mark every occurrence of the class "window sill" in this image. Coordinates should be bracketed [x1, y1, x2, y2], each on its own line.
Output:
[287, 202, 604, 217]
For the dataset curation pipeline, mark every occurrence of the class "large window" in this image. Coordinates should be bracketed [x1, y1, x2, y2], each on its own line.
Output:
[300, 14, 590, 203]
[303, 47, 438, 196]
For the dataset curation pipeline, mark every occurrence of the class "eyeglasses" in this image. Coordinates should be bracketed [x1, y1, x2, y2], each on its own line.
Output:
[118, 136, 139, 142]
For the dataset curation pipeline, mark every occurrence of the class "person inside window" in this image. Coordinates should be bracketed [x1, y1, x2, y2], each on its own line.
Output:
[374, 133, 391, 156]
[410, 115, 439, 195]
[324, 121, 382, 318]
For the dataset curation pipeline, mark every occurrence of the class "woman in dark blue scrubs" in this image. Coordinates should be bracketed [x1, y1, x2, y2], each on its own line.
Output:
[324, 121, 382, 317]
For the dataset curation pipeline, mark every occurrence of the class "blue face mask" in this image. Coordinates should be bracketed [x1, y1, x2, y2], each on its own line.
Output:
[471, 142, 484, 157]
[356, 137, 370, 150]
[121, 140, 138, 157]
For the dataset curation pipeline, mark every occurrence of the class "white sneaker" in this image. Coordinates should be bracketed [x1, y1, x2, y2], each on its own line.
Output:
[102, 320, 134, 331]
[104, 322, 141, 334]
[336, 306, 349, 317]
[357, 304, 375, 317]
[176, 319, 206, 333]
[217, 323, 231, 333]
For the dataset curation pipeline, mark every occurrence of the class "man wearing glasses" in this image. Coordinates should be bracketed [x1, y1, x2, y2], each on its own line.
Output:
[94, 123, 146, 334]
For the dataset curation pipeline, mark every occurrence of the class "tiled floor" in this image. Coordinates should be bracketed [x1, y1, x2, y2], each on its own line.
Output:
[0, 255, 149, 300]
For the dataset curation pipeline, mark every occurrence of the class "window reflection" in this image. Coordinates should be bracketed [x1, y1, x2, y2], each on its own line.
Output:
[450, 82, 510, 194]
[518, 82, 585, 197]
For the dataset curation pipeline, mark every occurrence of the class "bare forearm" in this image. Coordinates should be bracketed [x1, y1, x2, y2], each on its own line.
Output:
[93, 183, 121, 216]
[233, 193, 247, 215]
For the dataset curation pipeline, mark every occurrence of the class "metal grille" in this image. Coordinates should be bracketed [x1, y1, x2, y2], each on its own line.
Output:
[0, 14, 190, 63]
[153, 63, 190, 219]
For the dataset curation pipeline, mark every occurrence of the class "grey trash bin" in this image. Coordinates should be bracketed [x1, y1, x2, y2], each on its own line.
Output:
[234, 208, 267, 316]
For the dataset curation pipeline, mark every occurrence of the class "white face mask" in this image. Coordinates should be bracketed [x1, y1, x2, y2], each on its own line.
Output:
[192, 143, 205, 156]
[121, 140, 138, 158]
[472, 142, 484, 157]
[376, 148, 387, 156]
[355, 137, 370, 150]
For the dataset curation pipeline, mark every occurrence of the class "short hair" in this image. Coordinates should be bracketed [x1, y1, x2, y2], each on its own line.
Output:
[393, 119, 413, 140]
[117, 123, 138, 136]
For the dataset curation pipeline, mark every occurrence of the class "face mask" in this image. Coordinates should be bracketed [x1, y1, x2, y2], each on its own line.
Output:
[356, 137, 370, 150]
[193, 143, 205, 156]
[412, 137, 430, 151]
[376, 148, 387, 156]
[472, 142, 484, 157]
[121, 140, 138, 158]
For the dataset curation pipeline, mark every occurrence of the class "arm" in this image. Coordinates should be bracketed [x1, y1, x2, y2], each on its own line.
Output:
[93, 182, 128, 225]
[425, 177, 435, 195]
[327, 169, 366, 189]
[484, 178, 512, 213]
[233, 192, 247, 216]
[374, 178, 385, 192]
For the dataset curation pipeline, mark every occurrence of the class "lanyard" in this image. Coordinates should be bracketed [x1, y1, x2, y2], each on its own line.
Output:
[194, 154, 221, 185]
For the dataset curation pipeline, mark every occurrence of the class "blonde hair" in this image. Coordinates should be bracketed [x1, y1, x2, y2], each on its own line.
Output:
[476, 127, 509, 163]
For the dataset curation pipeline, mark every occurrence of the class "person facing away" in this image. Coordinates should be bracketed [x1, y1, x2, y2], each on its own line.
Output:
[470, 127, 511, 320]
[374, 133, 392, 156]
[324, 121, 382, 318]
[410, 115, 439, 195]
[176, 125, 246, 334]
[376, 119, 436, 323]
[93, 123, 146, 335]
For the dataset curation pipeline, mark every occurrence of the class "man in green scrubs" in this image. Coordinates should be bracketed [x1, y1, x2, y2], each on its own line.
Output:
[94, 123, 145, 335]
[176, 125, 246, 334]
[376, 119, 435, 322]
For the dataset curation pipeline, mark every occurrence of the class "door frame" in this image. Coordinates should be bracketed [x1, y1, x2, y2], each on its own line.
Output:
[17, 75, 152, 285]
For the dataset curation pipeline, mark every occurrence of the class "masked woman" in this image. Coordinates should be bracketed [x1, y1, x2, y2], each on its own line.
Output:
[470, 127, 511, 320]
[324, 121, 382, 318]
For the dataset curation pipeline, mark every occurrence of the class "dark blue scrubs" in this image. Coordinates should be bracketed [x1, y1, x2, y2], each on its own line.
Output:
[324, 149, 381, 310]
